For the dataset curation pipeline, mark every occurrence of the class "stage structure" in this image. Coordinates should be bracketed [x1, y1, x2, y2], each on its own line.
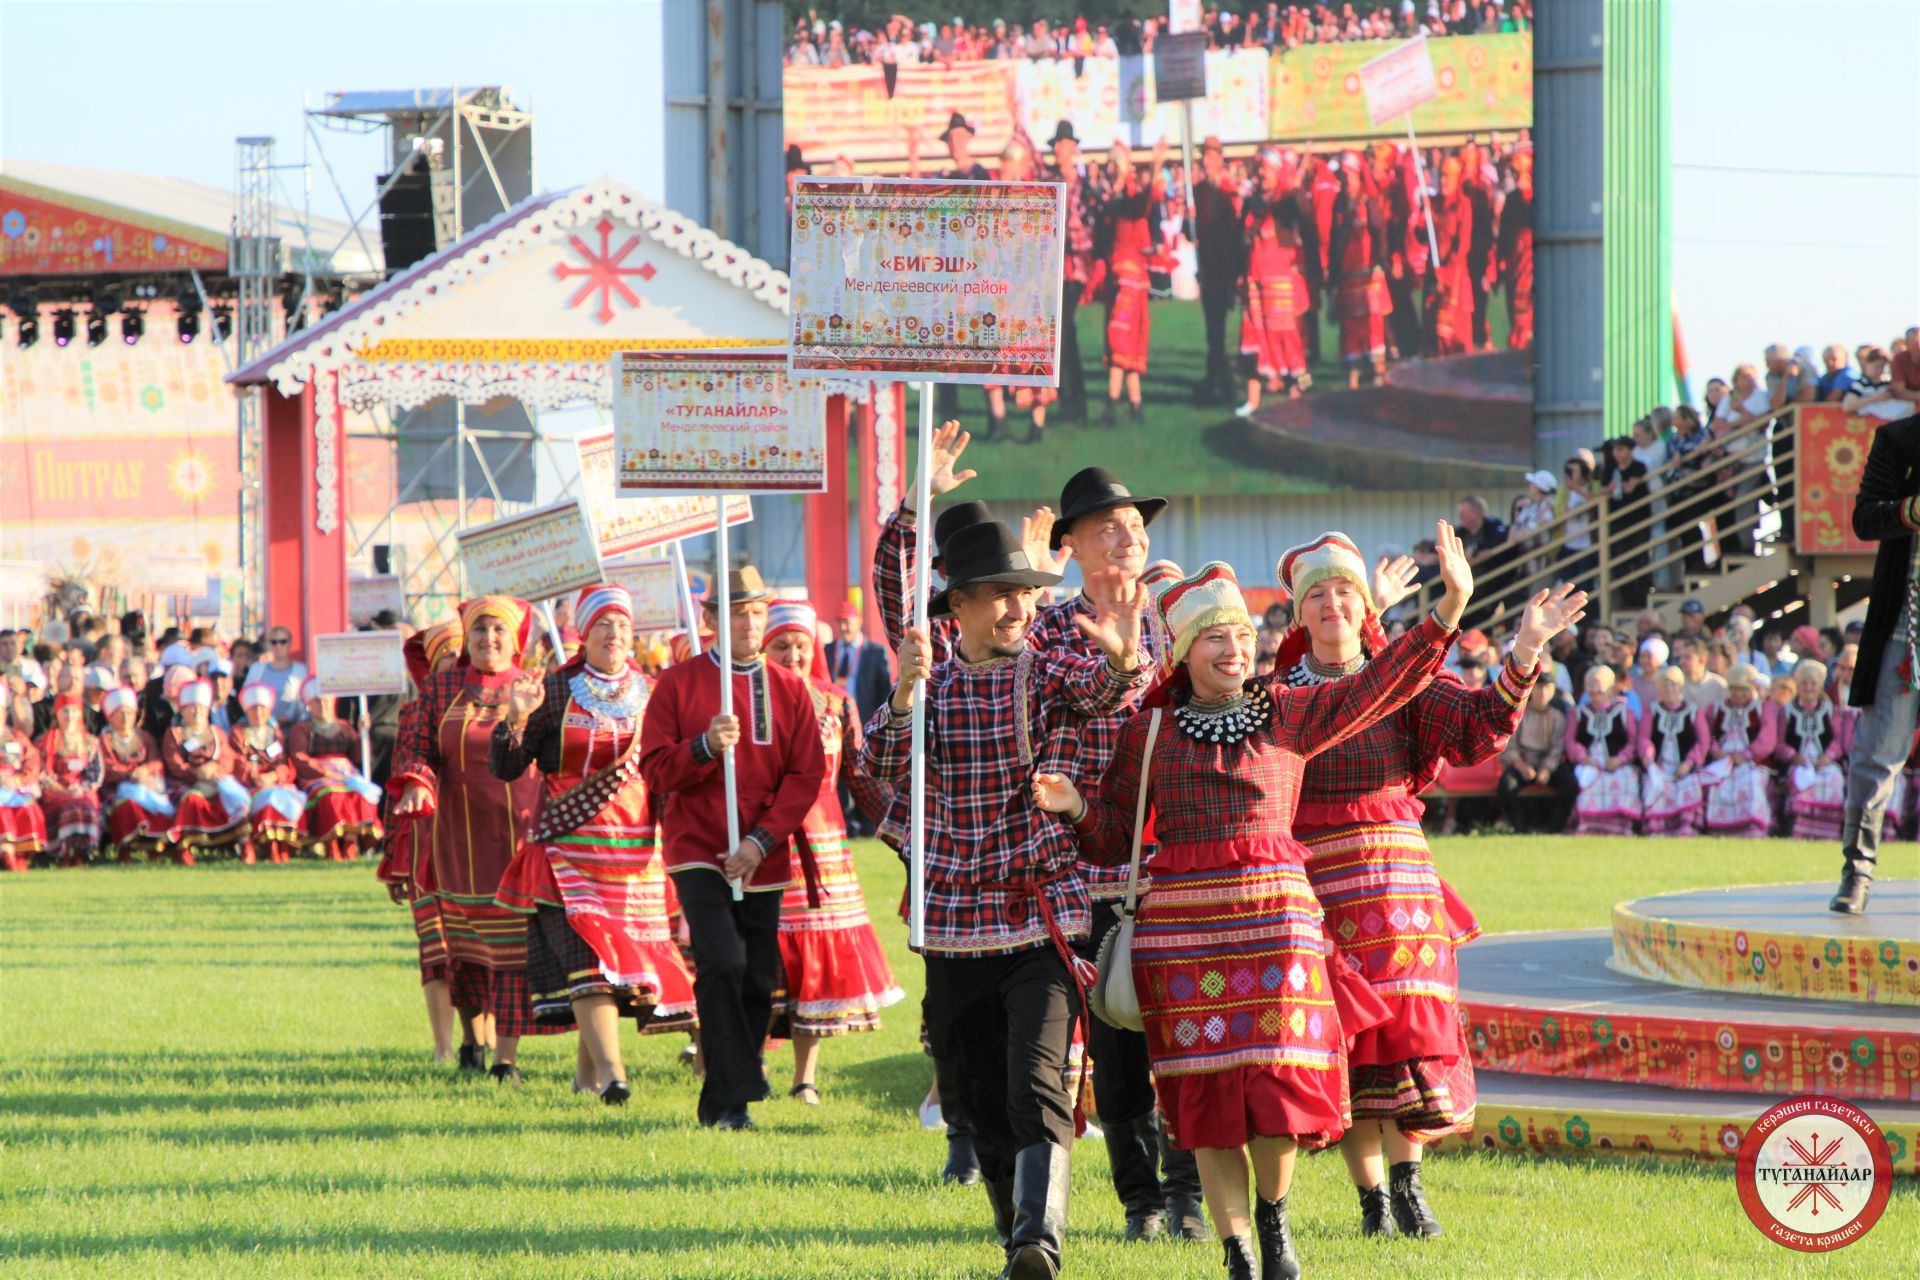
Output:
[228, 177, 895, 658]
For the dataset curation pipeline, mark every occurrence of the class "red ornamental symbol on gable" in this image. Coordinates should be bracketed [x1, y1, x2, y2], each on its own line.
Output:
[552, 217, 657, 324]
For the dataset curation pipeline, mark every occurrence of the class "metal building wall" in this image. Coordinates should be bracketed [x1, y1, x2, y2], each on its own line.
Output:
[662, 0, 788, 268]
[1602, 0, 1673, 437]
[1532, 0, 1607, 465]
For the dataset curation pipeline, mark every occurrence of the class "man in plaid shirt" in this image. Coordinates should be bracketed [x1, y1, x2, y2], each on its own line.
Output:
[863, 518, 1149, 1280]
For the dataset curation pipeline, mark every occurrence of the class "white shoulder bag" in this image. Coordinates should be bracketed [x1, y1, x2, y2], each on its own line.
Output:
[1089, 707, 1162, 1032]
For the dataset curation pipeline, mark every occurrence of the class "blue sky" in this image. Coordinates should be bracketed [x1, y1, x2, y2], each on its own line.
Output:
[3, 0, 1914, 410]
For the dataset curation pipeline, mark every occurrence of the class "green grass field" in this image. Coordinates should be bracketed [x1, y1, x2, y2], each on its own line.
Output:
[4, 836, 1914, 1279]
[903, 288, 1514, 503]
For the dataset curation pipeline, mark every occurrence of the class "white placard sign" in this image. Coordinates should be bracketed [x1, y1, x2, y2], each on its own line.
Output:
[312, 631, 408, 697]
[348, 575, 406, 627]
[145, 552, 209, 597]
[1168, 0, 1202, 34]
[0, 561, 46, 605]
[455, 499, 605, 601]
[1357, 35, 1439, 125]
[602, 559, 687, 632]
[572, 429, 754, 558]
[612, 348, 828, 497]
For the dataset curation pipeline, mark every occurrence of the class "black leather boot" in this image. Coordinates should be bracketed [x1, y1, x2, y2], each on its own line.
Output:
[1388, 1160, 1443, 1237]
[1830, 808, 1877, 915]
[1220, 1234, 1257, 1279]
[986, 1176, 1016, 1250]
[1160, 1125, 1208, 1241]
[1357, 1182, 1396, 1236]
[1001, 1142, 1070, 1280]
[1254, 1194, 1301, 1280]
[456, 1042, 487, 1072]
[945, 1130, 983, 1185]
[1104, 1114, 1164, 1241]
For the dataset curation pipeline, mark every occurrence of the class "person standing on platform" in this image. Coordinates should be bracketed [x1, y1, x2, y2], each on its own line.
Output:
[1426, 156, 1475, 356]
[492, 586, 697, 1104]
[1497, 148, 1534, 350]
[1275, 534, 1575, 1242]
[1033, 540, 1475, 1280]
[865, 520, 1151, 1280]
[1328, 154, 1393, 389]
[1188, 136, 1245, 406]
[1234, 151, 1313, 417]
[393, 599, 564, 1081]
[1044, 121, 1100, 423]
[640, 567, 827, 1131]
[1832, 411, 1920, 913]
[1086, 139, 1170, 426]
[762, 602, 903, 1102]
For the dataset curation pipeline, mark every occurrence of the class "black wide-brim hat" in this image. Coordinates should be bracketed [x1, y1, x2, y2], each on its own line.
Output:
[1050, 120, 1078, 145]
[931, 500, 992, 573]
[939, 112, 975, 142]
[1050, 467, 1168, 550]
[928, 521, 1062, 619]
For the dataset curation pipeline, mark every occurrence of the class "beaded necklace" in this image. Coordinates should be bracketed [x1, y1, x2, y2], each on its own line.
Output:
[1173, 685, 1273, 745]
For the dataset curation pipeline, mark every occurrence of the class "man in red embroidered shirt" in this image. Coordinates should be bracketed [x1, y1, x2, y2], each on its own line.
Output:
[863, 520, 1149, 1280]
[639, 566, 826, 1130]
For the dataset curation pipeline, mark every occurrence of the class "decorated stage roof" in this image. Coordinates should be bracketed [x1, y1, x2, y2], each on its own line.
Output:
[0, 157, 377, 278]
[228, 177, 791, 412]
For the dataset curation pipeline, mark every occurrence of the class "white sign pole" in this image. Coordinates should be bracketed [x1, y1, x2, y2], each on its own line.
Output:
[357, 694, 372, 778]
[538, 601, 568, 665]
[714, 498, 743, 902]
[671, 540, 702, 656]
[907, 382, 936, 950]
[1406, 115, 1441, 269]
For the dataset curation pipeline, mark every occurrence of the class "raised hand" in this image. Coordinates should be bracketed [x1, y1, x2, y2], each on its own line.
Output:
[1372, 553, 1419, 612]
[1510, 582, 1590, 668]
[916, 419, 977, 508]
[1077, 570, 1148, 670]
[1020, 506, 1071, 576]
[1432, 520, 1475, 630]
[507, 673, 544, 726]
[891, 627, 932, 713]
[1031, 771, 1084, 817]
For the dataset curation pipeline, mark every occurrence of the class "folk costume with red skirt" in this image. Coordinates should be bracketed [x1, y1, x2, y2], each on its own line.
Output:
[0, 727, 47, 870]
[1567, 700, 1641, 834]
[1496, 172, 1534, 350]
[289, 716, 383, 850]
[1636, 700, 1708, 835]
[162, 721, 252, 857]
[1775, 697, 1854, 842]
[1086, 181, 1170, 376]
[395, 659, 563, 1038]
[230, 720, 307, 859]
[100, 723, 172, 860]
[1074, 612, 1460, 1151]
[1329, 192, 1393, 368]
[1239, 194, 1312, 389]
[493, 662, 695, 1027]
[1427, 187, 1475, 355]
[1700, 699, 1777, 837]
[1280, 639, 1534, 1142]
[37, 713, 103, 866]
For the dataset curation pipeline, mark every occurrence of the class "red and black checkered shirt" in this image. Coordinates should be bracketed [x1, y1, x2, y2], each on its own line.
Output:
[872, 505, 960, 667]
[862, 643, 1150, 957]
[1075, 616, 1458, 860]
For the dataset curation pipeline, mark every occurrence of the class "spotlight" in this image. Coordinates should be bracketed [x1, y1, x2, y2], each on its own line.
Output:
[16, 317, 36, 348]
[86, 312, 108, 347]
[211, 303, 232, 341]
[280, 278, 309, 334]
[121, 310, 145, 345]
[177, 310, 200, 343]
[52, 309, 76, 347]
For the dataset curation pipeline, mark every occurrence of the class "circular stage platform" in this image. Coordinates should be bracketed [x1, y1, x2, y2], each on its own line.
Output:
[1610, 881, 1919, 1007]
[1457, 930, 1918, 1103]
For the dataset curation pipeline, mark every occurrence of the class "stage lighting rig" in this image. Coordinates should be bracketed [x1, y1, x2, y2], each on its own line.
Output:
[52, 309, 77, 347]
[9, 291, 41, 347]
[122, 309, 145, 345]
[85, 311, 108, 347]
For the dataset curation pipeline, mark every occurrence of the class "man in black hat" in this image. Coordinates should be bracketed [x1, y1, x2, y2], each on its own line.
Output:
[938, 112, 990, 182]
[1043, 121, 1100, 422]
[1026, 465, 1207, 1244]
[1831, 411, 1920, 914]
[1187, 135, 1244, 405]
[863, 519, 1149, 1280]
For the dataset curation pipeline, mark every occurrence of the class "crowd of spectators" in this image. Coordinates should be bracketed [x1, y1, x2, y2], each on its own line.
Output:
[784, 1, 1532, 66]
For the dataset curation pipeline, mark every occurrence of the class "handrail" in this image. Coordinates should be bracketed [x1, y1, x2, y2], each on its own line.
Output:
[1394, 408, 1800, 634]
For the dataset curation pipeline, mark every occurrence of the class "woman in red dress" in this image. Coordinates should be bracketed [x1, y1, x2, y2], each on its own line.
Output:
[1086, 138, 1171, 425]
[290, 678, 383, 860]
[0, 685, 48, 871]
[37, 695, 103, 866]
[231, 683, 308, 864]
[378, 621, 462, 1061]
[100, 686, 174, 863]
[1274, 534, 1578, 1240]
[1329, 158, 1392, 389]
[162, 679, 253, 861]
[1033, 530, 1476, 1280]
[393, 598, 571, 1081]
[1235, 150, 1313, 417]
[493, 585, 697, 1104]
[760, 602, 902, 1102]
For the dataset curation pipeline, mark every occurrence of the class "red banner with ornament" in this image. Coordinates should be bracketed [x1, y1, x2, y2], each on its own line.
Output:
[1795, 404, 1879, 556]
[0, 179, 226, 276]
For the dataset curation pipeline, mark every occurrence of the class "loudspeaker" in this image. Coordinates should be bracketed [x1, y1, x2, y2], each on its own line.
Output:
[377, 166, 438, 274]
[372, 545, 392, 575]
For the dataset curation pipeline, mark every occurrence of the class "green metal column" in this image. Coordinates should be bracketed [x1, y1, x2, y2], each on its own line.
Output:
[1603, 0, 1672, 433]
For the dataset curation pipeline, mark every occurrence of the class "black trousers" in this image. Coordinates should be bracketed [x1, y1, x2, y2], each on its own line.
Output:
[675, 870, 783, 1119]
[1199, 283, 1236, 394]
[1059, 288, 1087, 418]
[1498, 762, 1577, 834]
[924, 946, 1078, 1183]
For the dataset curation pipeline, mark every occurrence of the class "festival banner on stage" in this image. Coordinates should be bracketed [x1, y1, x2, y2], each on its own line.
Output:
[347, 575, 406, 627]
[788, 178, 1066, 385]
[1795, 405, 1879, 556]
[602, 559, 686, 631]
[572, 428, 754, 556]
[145, 552, 209, 597]
[612, 349, 828, 495]
[1268, 32, 1532, 140]
[455, 500, 606, 601]
[312, 631, 408, 697]
[783, 60, 1016, 169]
